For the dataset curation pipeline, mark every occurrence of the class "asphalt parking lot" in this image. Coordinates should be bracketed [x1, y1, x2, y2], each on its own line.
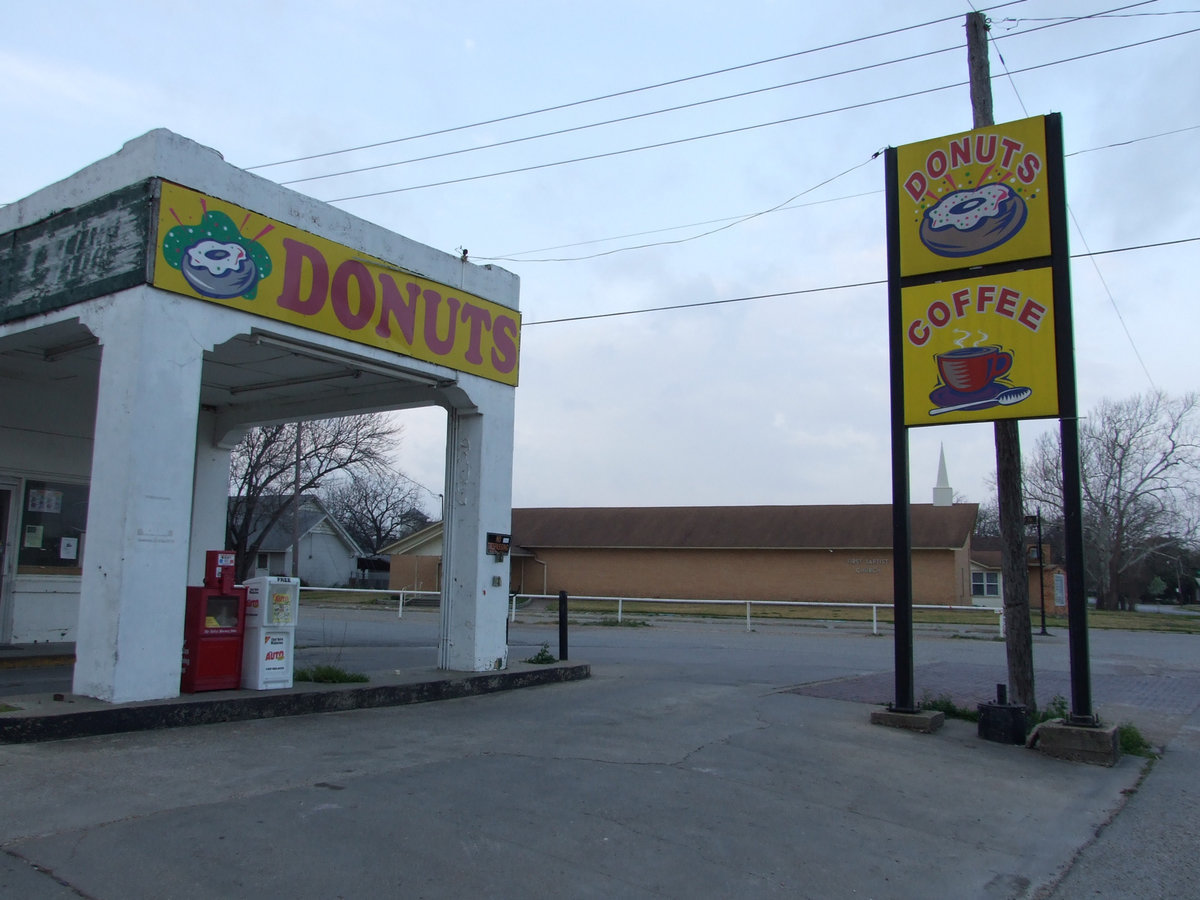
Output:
[2, 608, 1196, 898]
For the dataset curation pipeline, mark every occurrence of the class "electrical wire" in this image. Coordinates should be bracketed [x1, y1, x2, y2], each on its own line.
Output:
[987, 11, 1163, 389]
[284, 1, 1148, 189]
[476, 154, 880, 263]
[479, 122, 1196, 261]
[245, 0, 1031, 172]
[320, 24, 1200, 205]
[280, 42, 962, 188]
[520, 236, 1200, 327]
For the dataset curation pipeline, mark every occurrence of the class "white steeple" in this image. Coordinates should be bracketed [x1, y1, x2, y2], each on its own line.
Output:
[933, 444, 954, 507]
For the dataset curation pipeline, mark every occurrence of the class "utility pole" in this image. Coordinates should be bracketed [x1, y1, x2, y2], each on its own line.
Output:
[966, 11, 1037, 713]
[292, 421, 302, 580]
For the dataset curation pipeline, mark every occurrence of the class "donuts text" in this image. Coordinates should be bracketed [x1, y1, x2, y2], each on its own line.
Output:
[904, 133, 1042, 203]
[275, 238, 519, 375]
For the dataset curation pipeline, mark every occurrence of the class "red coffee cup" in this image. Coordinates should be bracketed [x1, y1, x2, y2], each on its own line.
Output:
[935, 345, 1012, 393]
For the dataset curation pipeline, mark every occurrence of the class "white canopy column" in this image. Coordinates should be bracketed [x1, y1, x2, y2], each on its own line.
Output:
[72, 289, 205, 702]
[439, 379, 515, 671]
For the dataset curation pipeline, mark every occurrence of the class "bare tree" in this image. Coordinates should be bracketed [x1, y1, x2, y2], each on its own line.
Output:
[973, 496, 1001, 538]
[227, 415, 399, 581]
[1024, 392, 1200, 610]
[321, 471, 430, 556]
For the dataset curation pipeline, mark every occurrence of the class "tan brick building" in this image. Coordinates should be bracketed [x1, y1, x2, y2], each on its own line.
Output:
[390, 503, 980, 607]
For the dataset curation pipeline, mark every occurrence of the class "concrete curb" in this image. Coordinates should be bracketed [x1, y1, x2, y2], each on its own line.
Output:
[0, 662, 590, 744]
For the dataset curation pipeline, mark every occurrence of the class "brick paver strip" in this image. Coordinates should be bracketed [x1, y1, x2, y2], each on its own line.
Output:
[789, 662, 1200, 716]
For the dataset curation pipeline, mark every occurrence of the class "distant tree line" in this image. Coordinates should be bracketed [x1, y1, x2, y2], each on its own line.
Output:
[978, 391, 1200, 610]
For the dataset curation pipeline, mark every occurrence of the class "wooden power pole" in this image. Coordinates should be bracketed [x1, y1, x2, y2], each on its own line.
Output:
[966, 12, 1037, 713]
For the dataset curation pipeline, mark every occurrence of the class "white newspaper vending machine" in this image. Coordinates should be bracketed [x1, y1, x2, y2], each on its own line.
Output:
[241, 576, 300, 689]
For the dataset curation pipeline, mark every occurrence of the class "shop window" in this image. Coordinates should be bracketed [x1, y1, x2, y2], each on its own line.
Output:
[17, 480, 88, 575]
[972, 571, 999, 597]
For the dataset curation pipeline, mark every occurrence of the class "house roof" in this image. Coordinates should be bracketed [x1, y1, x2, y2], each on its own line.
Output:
[510, 504, 978, 551]
[380, 521, 442, 556]
[232, 495, 363, 555]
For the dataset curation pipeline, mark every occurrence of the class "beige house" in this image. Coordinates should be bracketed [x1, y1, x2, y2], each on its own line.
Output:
[970, 537, 1067, 612]
[389, 503, 980, 607]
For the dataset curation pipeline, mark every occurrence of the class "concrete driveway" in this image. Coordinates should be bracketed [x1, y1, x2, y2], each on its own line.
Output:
[2, 609, 1196, 898]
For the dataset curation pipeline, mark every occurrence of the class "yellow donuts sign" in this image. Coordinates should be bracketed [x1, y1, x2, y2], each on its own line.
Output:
[896, 115, 1052, 277]
[152, 182, 520, 385]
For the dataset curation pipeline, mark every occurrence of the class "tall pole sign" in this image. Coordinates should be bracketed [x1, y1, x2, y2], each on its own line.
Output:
[885, 114, 1095, 722]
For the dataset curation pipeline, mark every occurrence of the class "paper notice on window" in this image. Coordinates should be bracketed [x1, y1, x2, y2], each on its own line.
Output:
[24, 525, 43, 548]
[60, 537, 79, 560]
[28, 490, 63, 514]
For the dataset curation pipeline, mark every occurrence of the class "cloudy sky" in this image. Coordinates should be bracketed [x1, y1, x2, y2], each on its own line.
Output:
[3, 1, 1197, 515]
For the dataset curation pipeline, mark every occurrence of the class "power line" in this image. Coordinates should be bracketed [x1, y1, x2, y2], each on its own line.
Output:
[476, 153, 880, 263]
[488, 190, 881, 259]
[320, 25, 1200, 205]
[986, 11, 1167, 391]
[285, 2, 1140, 189]
[245, 1, 1031, 172]
[281, 42, 962, 188]
[481, 122, 1198, 262]
[520, 235, 1200, 327]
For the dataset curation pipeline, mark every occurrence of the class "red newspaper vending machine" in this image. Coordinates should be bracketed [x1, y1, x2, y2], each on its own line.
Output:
[180, 551, 247, 692]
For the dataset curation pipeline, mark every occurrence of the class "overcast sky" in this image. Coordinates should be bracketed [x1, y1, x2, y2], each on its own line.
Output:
[3, 1, 1198, 515]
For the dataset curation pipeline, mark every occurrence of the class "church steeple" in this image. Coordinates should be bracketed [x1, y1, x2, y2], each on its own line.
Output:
[933, 444, 954, 507]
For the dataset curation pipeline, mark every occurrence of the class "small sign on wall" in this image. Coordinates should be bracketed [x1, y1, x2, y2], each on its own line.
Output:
[486, 533, 511, 557]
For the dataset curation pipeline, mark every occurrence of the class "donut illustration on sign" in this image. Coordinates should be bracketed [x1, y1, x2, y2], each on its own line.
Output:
[162, 205, 274, 300]
[919, 183, 1027, 258]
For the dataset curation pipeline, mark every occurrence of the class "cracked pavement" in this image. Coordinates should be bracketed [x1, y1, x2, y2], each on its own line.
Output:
[2, 611, 1194, 898]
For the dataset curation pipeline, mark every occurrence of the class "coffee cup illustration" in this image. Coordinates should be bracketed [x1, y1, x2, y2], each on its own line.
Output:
[935, 345, 1012, 394]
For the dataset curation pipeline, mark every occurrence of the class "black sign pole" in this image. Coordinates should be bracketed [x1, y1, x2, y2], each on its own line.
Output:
[885, 146, 916, 713]
[1045, 113, 1096, 725]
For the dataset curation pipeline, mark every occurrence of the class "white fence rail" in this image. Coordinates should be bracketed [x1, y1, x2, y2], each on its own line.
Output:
[506, 593, 1005, 637]
[297, 586, 437, 619]
[300, 587, 1005, 636]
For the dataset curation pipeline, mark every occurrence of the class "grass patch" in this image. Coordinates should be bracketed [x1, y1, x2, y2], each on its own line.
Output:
[596, 616, 650, 627]
[524, 642, 558, 665]
[0, 703, 19, 713]
[294, 664, 369, 683]
[1118, 723, 1157, 758]
[299, 590, 402, 608]
[919, 692, 979, 722]
[1030, 694, 1069, 726]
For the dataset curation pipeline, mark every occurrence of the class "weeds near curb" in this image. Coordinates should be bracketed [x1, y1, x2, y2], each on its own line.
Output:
[294, 664, 369, 683]
[1118, 723, 1157, 758]
[524, 642, 558, 665]
[919, 692, 979, 722]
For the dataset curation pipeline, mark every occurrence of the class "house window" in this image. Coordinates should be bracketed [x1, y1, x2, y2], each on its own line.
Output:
[972, 571, 1000, 597]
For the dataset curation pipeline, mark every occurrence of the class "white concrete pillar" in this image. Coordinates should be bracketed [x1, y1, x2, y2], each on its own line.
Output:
[72, 290, 203, 702]
[439, 380, 514, 671]
[188, 410, 237, 585]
